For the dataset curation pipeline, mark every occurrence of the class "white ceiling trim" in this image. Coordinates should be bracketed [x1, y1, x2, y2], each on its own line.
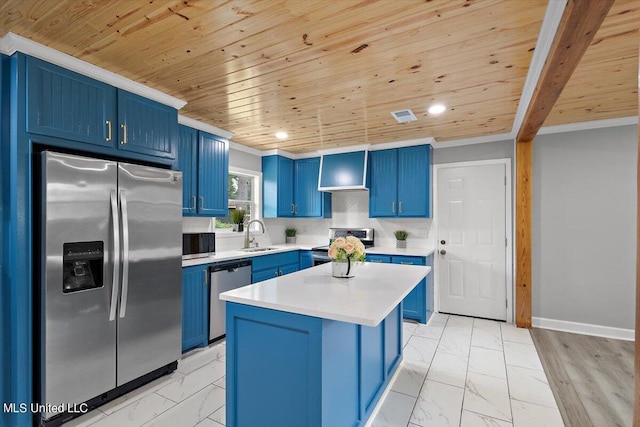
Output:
[432, 133, 514, 149]
[178, 115, 234, 140]
[0, 32, 187, 110]
[510, 0, 567, 136]
[538, 116, 638, 135]
[229, 141, 263, 157]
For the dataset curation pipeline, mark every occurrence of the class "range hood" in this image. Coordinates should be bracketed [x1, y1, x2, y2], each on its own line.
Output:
[318, 150, 368, 191]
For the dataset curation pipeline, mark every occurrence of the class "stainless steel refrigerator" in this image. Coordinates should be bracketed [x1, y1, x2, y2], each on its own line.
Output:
[39, 151, 182, 423]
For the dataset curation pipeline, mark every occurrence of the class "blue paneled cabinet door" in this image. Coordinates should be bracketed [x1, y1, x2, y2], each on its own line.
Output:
[368, 149, 398, 217]
[182, 266, 209, 353]
[178, 125, 198, 215]
[277, 156, 295, 217]
[26, 56, 117, 147]
[397, 145, 431, 217]
[294, 157, 324, 217]
[117, 90, 177, 159]
[198, 132, 229, 216]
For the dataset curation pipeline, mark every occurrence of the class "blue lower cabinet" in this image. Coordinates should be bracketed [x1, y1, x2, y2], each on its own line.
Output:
[182, 266, 209, 353]
[392, 256, 428, 324]
[299, 250, 314, 270]
[225, 302, 401, 427]
[367, 254, 431, 324]
[251, 251, 300, 283]
[365, 254, 391, 264]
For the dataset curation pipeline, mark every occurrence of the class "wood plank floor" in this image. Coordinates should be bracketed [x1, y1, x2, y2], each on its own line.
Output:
[530, 328, 634, 427]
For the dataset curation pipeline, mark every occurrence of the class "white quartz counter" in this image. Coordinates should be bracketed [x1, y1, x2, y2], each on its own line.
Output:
[182, 244, 435, 267]
[220, 262, 431, 327]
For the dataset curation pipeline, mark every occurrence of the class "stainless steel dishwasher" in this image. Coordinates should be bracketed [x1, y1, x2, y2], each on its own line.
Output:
[209, 259, 252, 341]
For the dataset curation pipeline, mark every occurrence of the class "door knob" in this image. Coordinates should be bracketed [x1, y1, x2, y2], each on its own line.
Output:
[439, 249, 446, 255]
[440, 240, 446, 245]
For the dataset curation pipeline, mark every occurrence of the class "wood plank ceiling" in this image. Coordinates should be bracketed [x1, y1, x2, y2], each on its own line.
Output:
[0, 0, 637, 153]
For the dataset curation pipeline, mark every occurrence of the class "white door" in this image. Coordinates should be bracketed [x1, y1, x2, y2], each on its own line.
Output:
[437, 163, 507, 320]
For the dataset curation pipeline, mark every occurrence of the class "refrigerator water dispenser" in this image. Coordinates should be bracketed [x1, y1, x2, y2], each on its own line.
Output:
[62, 241, 104, 293]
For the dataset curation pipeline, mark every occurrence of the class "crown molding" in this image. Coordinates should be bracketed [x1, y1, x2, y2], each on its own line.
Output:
[177, 115, 234, 139]
[368, 137, 435, 151]
[432, 132, 514, 149]
[229, 141, 263, 156]
[538, 116, 638, 135]
[511, 0, 567, 136]
[0, 32, 186, 110]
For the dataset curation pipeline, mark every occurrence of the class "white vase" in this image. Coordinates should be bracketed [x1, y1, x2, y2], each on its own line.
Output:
[332, 259, 357, 278]
[396, 240, 406, 248]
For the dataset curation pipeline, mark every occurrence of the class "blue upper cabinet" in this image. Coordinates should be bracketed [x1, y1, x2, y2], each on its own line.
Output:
[25, 55, 178, 162]
[369, 149, 398, 217]
[263, 155, 331, 218]
[294, 157, 331, 217]
[177, 126, 229, 217]
[277, 156, 295, 217]
[26, 56, 117, 147]
[117, 90, 177, 160]
[198, 132, 229, 216]
[397, 145, 431, 217]
[177, 125, 198, 215]
[369, 145, 431, 218]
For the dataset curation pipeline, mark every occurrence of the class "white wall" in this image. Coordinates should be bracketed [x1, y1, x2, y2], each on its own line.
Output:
[532, 125, 638, 331]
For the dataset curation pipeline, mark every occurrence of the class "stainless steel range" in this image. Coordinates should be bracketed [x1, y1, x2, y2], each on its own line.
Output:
[311, 228, 374, 265]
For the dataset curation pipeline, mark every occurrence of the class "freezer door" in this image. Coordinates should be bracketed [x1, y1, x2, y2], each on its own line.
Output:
[41, 152, 118, 419]
[116, 162, 182, 385]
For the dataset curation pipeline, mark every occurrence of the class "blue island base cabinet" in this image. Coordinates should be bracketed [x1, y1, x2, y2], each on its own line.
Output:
[225, 302, 402, 427]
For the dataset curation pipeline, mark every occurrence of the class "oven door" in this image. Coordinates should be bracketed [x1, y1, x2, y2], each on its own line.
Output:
[312, 253, 332, 266]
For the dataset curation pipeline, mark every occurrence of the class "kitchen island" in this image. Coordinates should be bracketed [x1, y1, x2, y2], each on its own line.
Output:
[220, 262, 430, 427]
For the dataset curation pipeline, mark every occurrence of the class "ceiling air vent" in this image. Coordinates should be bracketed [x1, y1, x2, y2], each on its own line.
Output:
[390, 109, 417, 123]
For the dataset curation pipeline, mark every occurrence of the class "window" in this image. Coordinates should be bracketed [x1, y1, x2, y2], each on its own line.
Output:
[216, 168, 261, 231]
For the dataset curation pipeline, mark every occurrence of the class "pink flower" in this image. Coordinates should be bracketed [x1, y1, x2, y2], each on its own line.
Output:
[344, 242, 355, 254]
[328, 246, 338, 259]
[332, 237, 346, 249]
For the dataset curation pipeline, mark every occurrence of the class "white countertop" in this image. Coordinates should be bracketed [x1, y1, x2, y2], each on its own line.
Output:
[182, 244, 435, 267]
[220, 262, 431, 327]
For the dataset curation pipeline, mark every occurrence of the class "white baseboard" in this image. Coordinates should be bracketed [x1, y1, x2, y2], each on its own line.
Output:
[532, 317, 635, 341]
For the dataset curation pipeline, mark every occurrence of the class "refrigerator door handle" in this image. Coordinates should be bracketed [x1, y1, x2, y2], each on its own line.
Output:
[119, 189, 130, 318]
[109, 190, 121, 321]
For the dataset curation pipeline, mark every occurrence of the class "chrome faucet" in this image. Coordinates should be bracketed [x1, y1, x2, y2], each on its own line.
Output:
[244, 219, 266, 248]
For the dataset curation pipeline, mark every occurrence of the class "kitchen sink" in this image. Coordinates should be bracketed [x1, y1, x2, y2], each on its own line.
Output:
[241, 247, 279, 253]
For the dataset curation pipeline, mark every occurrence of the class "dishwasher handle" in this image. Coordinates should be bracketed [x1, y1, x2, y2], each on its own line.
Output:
[209, 259, 252, 273]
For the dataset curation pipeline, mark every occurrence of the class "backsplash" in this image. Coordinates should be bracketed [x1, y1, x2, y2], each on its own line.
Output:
[264, 191, 435, 248]
[183, 191, 435, 251]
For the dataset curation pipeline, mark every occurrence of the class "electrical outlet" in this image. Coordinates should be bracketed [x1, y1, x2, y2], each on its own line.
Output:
[418, 228, 428, 238]
[303, 226, 308, 233]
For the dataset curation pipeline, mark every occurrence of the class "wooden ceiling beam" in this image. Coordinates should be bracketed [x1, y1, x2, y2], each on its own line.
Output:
[514, 0, 614, 329]
[516, 0, 615, 142]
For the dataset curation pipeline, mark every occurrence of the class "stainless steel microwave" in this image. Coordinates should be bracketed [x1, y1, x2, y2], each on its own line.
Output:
[182, 233, 216, 259]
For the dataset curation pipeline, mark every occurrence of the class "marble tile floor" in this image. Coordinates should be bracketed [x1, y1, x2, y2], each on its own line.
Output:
[65, 314, 563, 427]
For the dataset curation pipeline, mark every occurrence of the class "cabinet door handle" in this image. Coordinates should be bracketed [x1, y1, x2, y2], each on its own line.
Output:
[199, 196, 205, 210]
[120, 124, 127, 145]
[203, 270, 207, 285]
[191, 196, 196, 211]
[399, 201, 403, 213]
[392, 202, 396, 213]
[400, 261, 414, 265]
[105, 120, 112, 142]
[371, 260, 383, 263]
[291, 203, 295, 214]
[294, 204, 297, 214]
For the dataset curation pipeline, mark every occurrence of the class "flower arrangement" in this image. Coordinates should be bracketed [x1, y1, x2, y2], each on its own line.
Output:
[328, 236, 366, 262]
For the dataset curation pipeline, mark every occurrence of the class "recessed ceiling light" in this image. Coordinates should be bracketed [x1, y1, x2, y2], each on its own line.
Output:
[275, 131, 288, 139]
[428, 104, 446, 115]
